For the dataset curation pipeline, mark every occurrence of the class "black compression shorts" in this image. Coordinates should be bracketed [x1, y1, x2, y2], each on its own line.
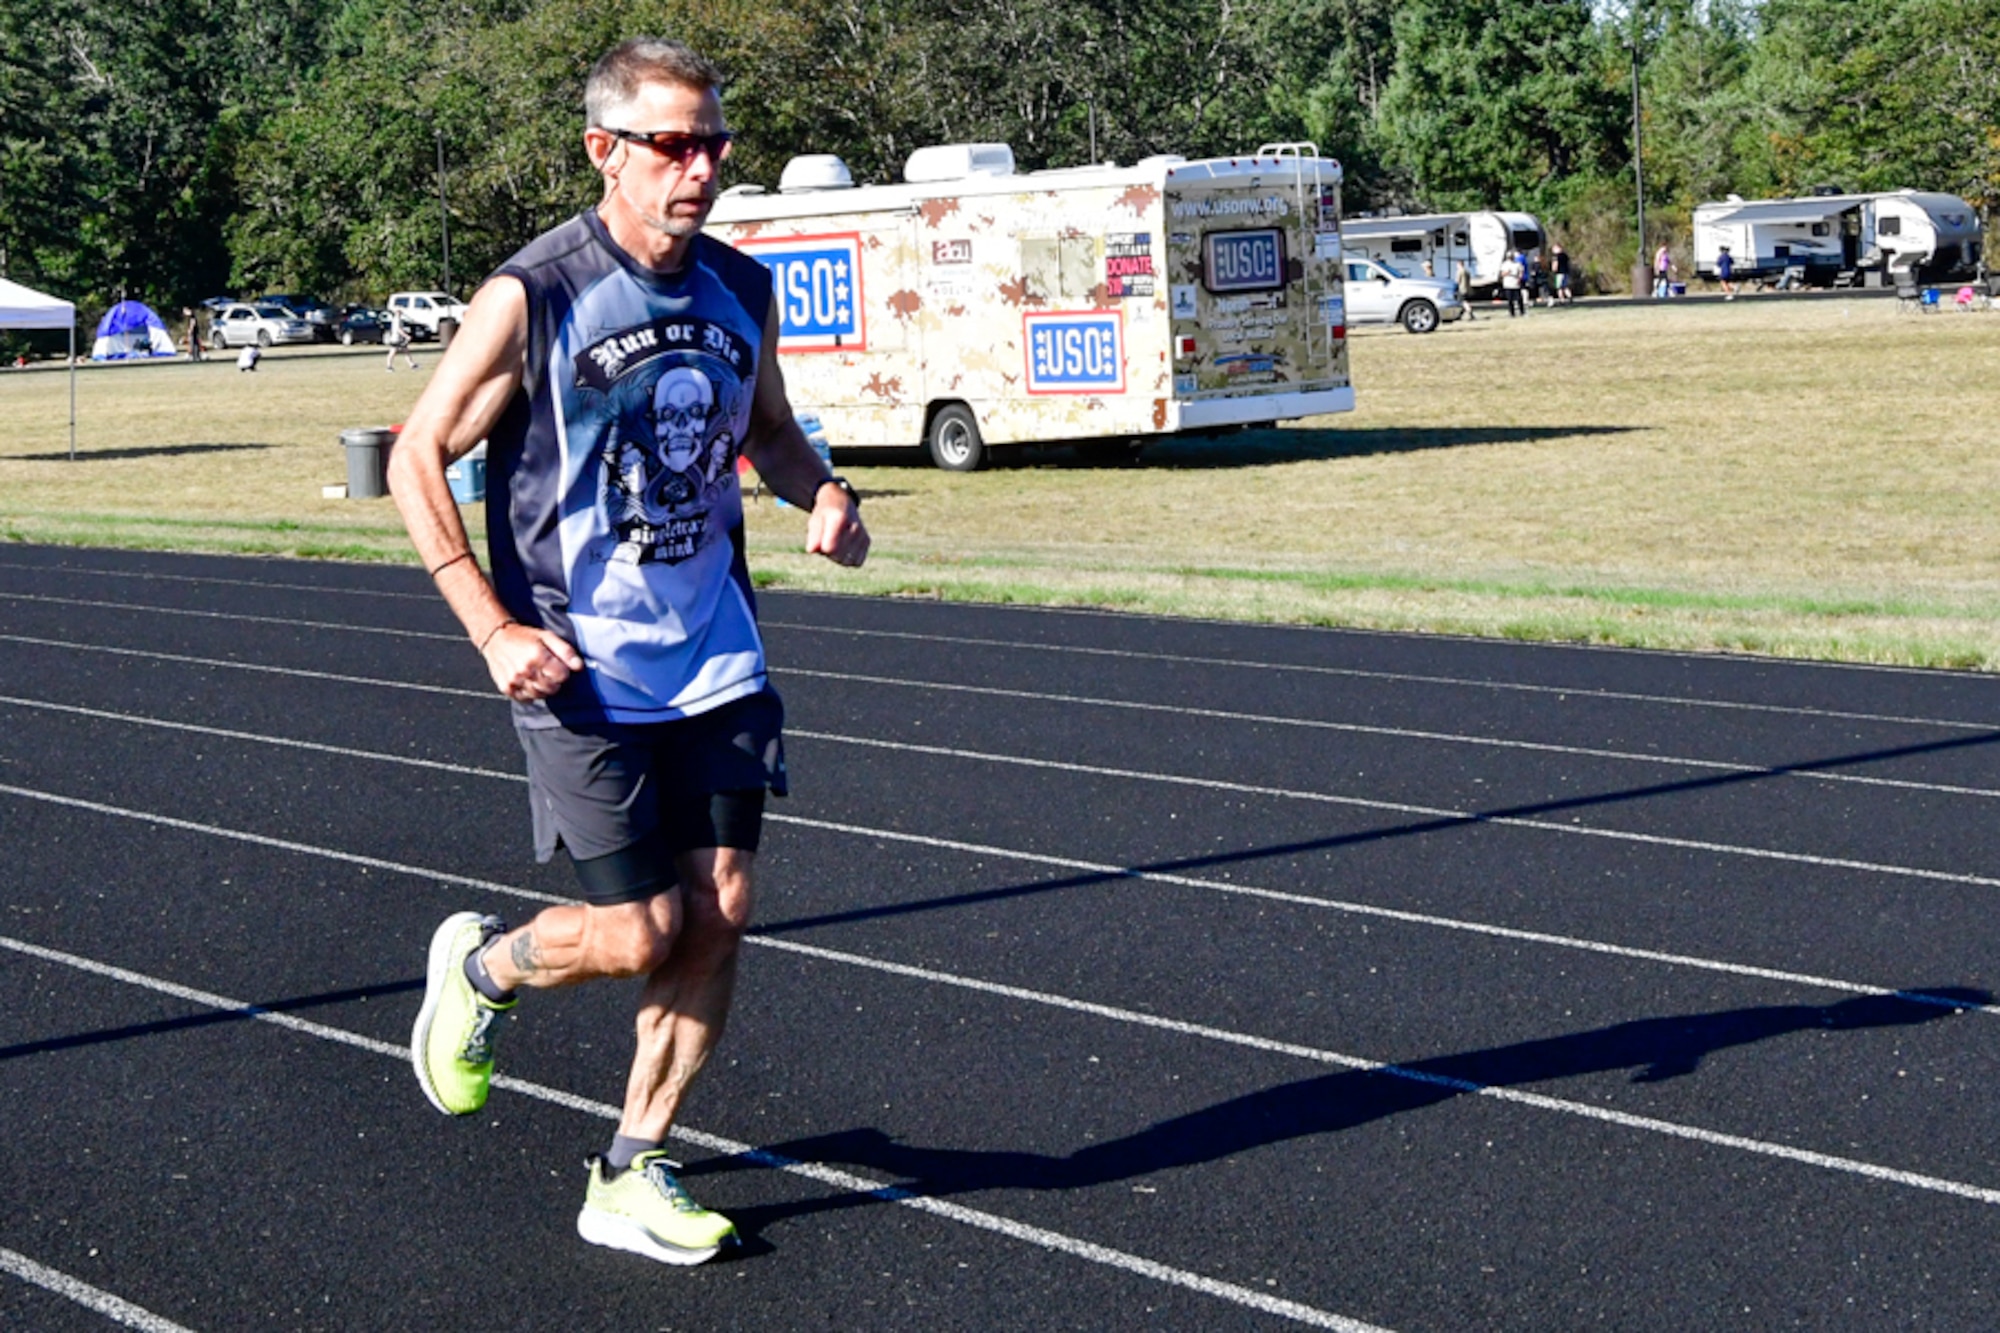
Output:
[517, 689, 785, 905]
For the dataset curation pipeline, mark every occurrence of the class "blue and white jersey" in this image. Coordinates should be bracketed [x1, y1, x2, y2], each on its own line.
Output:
[485, 210, 773, 729]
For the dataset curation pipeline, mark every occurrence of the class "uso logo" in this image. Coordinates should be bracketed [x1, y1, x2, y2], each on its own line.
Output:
[739, 233, 866, 353]
[1023, 311, 1125, 395]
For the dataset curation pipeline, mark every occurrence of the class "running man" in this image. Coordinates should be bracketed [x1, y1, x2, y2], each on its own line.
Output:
[387, 36, 869, 1267]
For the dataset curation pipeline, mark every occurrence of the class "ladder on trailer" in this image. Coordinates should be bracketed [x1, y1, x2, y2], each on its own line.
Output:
[1257, 141, 1339, 364]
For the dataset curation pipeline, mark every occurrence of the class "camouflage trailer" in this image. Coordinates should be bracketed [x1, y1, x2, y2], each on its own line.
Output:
[706, 142, 1354, 470]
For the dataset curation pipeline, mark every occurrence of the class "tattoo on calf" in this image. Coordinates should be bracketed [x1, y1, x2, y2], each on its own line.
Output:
[511, 931, 543, 975]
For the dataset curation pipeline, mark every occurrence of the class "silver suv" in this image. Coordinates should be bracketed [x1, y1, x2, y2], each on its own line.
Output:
[212, 303, 316, 348]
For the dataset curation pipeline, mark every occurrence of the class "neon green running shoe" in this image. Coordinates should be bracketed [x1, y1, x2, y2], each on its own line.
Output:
[577, 1151, 737, 1265]
[411, 911, 513, 1116]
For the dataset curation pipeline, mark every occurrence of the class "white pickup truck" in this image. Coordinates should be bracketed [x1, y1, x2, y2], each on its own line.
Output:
[1339, 256, 1466, 333]
[384, 291, 468, 339]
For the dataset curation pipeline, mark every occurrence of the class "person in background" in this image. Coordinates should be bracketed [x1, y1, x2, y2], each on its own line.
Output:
[236, 343, 260, 372]
[384, 313, 420, 371]
[1500, 251, 1527, 317]
[1717, 245, 1737, 300]
[1654, 243, 1675, 299]
[1454, 259, 1476, 320]
[1550, 243, 1574, 305]
[182, 307, 205, 361]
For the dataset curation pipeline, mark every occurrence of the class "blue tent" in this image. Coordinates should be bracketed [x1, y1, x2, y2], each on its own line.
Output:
[91, 301, 176, 360]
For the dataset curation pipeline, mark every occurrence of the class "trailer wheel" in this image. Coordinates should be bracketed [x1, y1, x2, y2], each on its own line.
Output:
[1400, 300, 1440, 334]
[926, 404, 986, 471]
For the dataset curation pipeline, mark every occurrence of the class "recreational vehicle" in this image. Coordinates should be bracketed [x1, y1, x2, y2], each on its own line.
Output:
[1691, 190, 1982, 286]
[1338, 211, 1545, 296]
[705, 143, 1354, 469]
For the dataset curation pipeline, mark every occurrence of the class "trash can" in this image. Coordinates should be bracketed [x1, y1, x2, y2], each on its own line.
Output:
[437, 316, 460, 349]
[773, 415, 832, 508]
[340, 426, 396, 499]
[445, 441, 487, 504]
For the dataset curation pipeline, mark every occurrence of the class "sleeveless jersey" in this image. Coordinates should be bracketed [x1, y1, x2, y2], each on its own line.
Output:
[486, 209, 773, 729]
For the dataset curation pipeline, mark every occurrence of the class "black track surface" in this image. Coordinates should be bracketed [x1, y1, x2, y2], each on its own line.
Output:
[2, 544, 1998, 1331]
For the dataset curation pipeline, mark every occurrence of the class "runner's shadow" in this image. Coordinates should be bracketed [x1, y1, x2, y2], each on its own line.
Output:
[699, 987, 1987, 1233]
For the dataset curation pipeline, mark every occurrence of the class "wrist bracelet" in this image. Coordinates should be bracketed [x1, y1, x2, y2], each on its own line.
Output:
[477, 620, 517, 653]
[429, 551, 474, 578]
[816, 476, 860, 512]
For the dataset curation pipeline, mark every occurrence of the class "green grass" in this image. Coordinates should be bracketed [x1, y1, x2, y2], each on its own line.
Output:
[5, 298, 2000, 669]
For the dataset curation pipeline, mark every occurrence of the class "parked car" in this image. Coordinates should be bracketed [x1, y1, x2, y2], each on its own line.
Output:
[1340, 256, 1466, 334]
[384, 291, 467, 339]
[259, 293, 338, 342]
[211, 302, 316, 348]
[334, 305, 388, 345]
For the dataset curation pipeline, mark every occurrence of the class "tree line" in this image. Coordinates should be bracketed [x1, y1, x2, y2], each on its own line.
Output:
[4, 0, 1997, 336]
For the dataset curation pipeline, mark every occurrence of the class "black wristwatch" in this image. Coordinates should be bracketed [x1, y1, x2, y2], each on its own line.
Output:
[815, 475, 860, 511]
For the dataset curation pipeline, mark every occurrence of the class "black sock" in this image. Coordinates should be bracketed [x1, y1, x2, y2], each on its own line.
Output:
[463, 943, 515, 1004]
[606, 1134, 663, 1174]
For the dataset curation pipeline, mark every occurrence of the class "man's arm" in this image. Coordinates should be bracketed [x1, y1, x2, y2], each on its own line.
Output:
[386, 275, 583, 702]
[738, 301, 869, 568]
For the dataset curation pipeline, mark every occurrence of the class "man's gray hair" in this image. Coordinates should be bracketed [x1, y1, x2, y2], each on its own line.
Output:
[585, 38, 724, 127]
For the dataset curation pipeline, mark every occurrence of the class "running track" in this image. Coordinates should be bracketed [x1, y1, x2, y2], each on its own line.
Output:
[2, 544, 1998, 1331]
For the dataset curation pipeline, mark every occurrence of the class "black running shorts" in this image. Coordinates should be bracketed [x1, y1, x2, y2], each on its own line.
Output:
[518, 689, 786, 905]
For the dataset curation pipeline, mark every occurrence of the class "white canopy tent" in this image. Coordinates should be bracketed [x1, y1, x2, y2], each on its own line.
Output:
[0, 278, 78, 459]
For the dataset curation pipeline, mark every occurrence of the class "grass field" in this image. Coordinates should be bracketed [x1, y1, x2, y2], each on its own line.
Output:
[4, 294, 1998, 668]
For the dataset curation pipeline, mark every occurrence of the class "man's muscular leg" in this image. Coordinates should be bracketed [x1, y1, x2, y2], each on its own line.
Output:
[481, 889, 682, 992]
[619, 847, 755, 1141]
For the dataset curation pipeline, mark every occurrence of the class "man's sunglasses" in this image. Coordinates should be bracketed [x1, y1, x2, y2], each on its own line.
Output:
[601, 127, 734, 165]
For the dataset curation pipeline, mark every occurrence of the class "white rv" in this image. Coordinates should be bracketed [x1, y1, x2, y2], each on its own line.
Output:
[705, 142, 1354, 469]
[1691, 190, 1982, 285]
[1338, 210, 1545, 296]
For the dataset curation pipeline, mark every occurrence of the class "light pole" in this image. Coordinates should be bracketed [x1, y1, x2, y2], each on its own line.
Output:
[435, 129, 452, 295]
[1631, 40, 1648, 297]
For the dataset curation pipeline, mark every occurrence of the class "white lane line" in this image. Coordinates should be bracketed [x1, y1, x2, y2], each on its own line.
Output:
[762, 620, 2000, 732]
[0, 557, 1971, 717]
[0, 791, 1996, 1208]
[0, 782, 560, 905]
[0, 559, 437, 602]
[765, 813, 2000, 1016]
[0, 634, 490, 700]
[0, 591, 460, 642]
[1, 702, 1996, 1012]
[801, 718, 2000, 802]
[0, 1244, 199, 1333]
[0, 934, 1388, 1332]
[4, 630, 1997, 804]
[774, 735, 2000, 889]
[0, 695, 516, 778]
[781, 667, 2000, 801]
